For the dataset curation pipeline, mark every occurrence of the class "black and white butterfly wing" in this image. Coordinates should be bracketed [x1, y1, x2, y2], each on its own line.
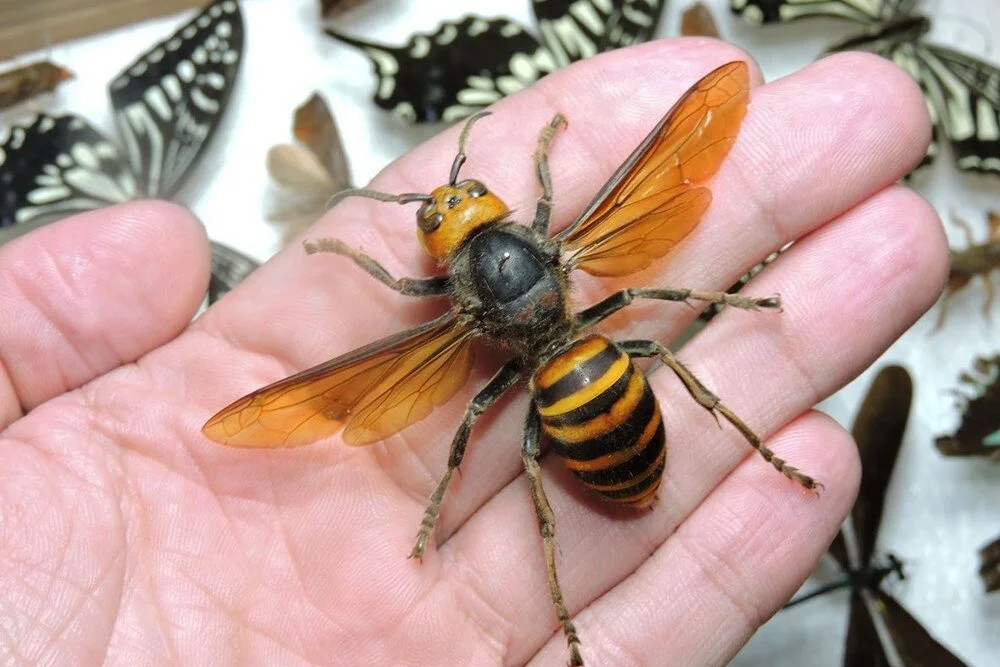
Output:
[328, 16, 557, 123]
[208, 240, 259, 304]
[0, 114, 136, 229]
[109, 0, 244, 198]
[729, 0, 914, 24]
[912, 44, 1000, 175]
[532, 0, 665, 67]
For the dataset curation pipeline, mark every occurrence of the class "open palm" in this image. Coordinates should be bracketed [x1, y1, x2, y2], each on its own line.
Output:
[0, 41, 945, 665]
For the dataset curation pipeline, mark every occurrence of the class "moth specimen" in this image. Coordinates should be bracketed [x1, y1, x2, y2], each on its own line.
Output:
[203, 62, 819, 666]
[731, 0, 1000, 175]
[681, 2, 721, 37]
[786, 366, 968, 665]
[327, 0, 665, 123]
[0, 0, 252, 303]
[0, 60, 73, 110]
[266, 92, 352, 246]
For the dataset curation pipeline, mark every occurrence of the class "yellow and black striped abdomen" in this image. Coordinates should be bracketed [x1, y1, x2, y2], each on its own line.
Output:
[530, 335, 665, 508]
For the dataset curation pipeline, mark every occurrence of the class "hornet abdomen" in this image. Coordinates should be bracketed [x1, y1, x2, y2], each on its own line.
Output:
[530, 335, 665, 507]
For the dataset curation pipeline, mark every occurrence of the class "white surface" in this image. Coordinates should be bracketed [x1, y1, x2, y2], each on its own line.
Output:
[2, 0, 999, 664]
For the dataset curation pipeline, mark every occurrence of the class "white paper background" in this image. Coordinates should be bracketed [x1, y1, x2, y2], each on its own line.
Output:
[1, 0, 998, 664]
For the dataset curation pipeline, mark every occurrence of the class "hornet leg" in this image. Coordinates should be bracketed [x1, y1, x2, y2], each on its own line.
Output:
[532, 114, 568, 235]
[575, 286, 780, 330]
[620, 339, 818, 490]
[522, 405, 584, 666]
[304, 237, 450, 297]
[411, 360, 521, 559]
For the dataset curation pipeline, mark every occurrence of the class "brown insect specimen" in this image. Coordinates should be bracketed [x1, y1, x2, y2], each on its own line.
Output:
[0, 60, 73, 110]
[981, 535, 1000, 592]
[319, 0, 367, 17]
[935, 355, 1000, 459]
[680, 2, 720, 38]
[785, 366, 969, 665]
[936, 210, 1000, 329]
[204, 62, 818, 666]
[266, 92, 352, 245]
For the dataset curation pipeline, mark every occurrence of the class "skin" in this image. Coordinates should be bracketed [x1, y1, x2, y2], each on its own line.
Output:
[0, 40, 946, 666]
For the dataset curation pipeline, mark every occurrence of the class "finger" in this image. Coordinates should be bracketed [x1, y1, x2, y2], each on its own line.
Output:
[526, 412, 858, 666]
[0, 201, 209, 427]
[437, 184, 946, 663]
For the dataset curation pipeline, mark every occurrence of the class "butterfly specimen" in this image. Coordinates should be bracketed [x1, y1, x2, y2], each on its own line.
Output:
[681, 2, 720, 37]
[327, 1, 665, 123]
[785, 365, 969, 665]
[0, 0, 249, 302]
[936, 355, 1000, 459]
[935, 210, 1000, 328]
[266, 92, 352, 246]
[202, 62, 819, 666]
[0, 60, 73, 110]
[981, 535, 1000, 592]
[730, 0, 1000, 176]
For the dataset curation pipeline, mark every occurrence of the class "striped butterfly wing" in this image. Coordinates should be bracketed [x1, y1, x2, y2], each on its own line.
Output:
[109, 0, 244, 198]
[558, 61, 749, 277]
[730, 0, 913, 24]
[328, 17, 558, 123]
[532, 0, 665, 67]
[208, 240, 259, 304]
[0, 114, 136, 229]
[913, 44, 1000, 175]
[202, 314, 478, 448]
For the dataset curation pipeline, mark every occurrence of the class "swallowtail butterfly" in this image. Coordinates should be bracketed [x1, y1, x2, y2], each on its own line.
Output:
[328, 1, 665, 123]
[731, 0, 1000, 175]
[0, 0, 252, 302]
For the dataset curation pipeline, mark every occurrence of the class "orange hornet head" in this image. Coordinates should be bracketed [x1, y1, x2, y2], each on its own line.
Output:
[415, 179, 508, 260]
[324, 111, 509, 263]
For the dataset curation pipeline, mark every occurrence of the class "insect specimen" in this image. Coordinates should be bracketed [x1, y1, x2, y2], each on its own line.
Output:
[981, 535, 1000, 592]
[327, 1, 664, 123]
[936, 355, 1000, 459]
[730, 0, 1000, 176]
[202, 61, 819, 666]
[681, 2, 720, 37]
[785, 365, 968, 665]
[0, 0, 249, 303]
[319, 0, 367, 17]
[0, 60, 73, 110]
[266, 92, 352, 246]
[935, 210, 1000, 328]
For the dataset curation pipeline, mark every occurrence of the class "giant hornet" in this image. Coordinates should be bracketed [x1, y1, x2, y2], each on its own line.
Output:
[203, 61, 818, 666]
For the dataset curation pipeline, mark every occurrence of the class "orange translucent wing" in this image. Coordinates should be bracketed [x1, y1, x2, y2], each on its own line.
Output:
[202, 315, 476, 448]
[559, 61, 749, 277]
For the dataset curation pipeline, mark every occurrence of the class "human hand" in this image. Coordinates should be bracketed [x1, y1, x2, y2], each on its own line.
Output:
[0, 39, 945, 665]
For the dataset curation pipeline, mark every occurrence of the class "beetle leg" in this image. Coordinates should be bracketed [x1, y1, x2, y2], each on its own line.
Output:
[304, 237, 450, 297]
[532, 114, 567, 235]
[620, 339, 819, 491]
[410, 360, 521, 559]
[522, 405, 584, 666]
[574, 286, 780, 330]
